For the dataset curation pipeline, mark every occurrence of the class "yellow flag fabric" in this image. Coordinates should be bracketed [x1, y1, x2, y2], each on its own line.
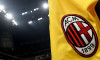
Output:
[49, 0, 100, 60]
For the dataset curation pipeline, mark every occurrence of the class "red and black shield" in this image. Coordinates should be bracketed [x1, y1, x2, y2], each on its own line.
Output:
[61, 14, 98, 57]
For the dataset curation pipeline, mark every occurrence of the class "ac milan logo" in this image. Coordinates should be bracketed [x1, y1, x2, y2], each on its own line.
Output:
[61, 14, 98, 57]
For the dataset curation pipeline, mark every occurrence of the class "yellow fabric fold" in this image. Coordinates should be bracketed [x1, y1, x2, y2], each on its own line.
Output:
[49, 0, 100, 60]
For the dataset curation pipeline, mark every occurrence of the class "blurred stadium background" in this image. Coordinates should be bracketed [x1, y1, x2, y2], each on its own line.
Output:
[0, 0, 99, 60]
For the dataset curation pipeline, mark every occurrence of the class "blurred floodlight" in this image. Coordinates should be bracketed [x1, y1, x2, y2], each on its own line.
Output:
[5, 13, 13, 19]
[36, 8, 39, 10]
[38, 17, 43, 21]
[0, 5, 4, 10]
[24, 12, 28, 14]
[43, 3, 48, 9]
[34, 9, 37, 11]
[28, 21, 32, 24]
[48, 14, 49, 17]
[34, 8, 39, 11]
[12, 20, 18, 26]
[30, 11, 32, 13]
[3, 10, 6, 13]
[22, 13, 25, 15]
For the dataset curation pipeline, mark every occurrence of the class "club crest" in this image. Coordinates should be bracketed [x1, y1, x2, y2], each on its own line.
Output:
[61, 14, 98, 57]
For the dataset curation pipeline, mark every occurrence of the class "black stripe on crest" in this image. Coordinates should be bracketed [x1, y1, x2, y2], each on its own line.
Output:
[68, 25, 82, 47]
[66, 31, 77, 46]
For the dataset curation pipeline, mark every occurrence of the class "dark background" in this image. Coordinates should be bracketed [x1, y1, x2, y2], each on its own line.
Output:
[0, 0, 99, 59]
[0, 0, 50, 59]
